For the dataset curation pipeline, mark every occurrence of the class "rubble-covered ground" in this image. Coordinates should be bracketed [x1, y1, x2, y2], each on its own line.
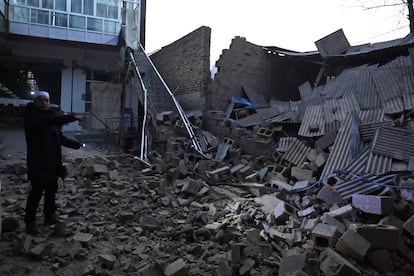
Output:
[1, 126, 414, 276]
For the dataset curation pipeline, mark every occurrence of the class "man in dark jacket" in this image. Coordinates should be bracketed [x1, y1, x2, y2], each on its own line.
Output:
[24, 90, 84, 235]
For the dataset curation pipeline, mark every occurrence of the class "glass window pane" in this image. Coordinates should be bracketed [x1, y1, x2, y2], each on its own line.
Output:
[69, 14, 85, 29]
[11, 0, 25, 4]
[10, 6, 29, 22]
[71, 0, 81, 13]
[104, 20, 117, 34]
[108, 5, 117, 19]
[84, 0, 93, 16]
[0, 1, 5, 15]
[31, 9, 49, 24]
[27, 0, 40, 7]
[87, 17, 102, 32]
[55, 0, 66, 11]
[42, 0, 53, 9]
[96, 3, 106, 17]
[55, 12, 67, 27]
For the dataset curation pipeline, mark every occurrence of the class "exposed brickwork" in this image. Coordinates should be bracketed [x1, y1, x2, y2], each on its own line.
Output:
[209, 37, 272, 110]
[209, 37, 320, 111]
[150, 26, 211, 97]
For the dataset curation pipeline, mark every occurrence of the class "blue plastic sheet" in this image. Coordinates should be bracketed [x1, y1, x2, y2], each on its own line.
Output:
[232, 96, 253, 108]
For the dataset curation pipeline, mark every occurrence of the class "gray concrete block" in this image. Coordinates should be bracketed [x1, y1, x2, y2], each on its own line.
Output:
[335, 229, 371, 262]
[312, 223, 340, 249]
[317, 185, 342, 205]
[164, 258, 191, 276]
[319, 248, 361, 276]
[278, 251, 307, 276]
[350, 223, 400, 250]
[322, 214, 346, 234]
[403, 213, 414, 236]
[352, 194, 393, 215]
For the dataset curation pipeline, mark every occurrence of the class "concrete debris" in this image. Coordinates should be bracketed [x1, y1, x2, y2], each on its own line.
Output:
[1, 112, 414, 275]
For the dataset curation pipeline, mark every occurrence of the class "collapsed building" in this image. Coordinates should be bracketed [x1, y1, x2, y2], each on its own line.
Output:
[1, 1, 414, 275]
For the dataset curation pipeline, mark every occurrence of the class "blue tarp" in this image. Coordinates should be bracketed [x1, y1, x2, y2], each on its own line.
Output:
[232, 96, 253, 109]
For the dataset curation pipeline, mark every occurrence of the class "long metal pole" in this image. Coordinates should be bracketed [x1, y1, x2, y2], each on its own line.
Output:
[129, 49, 150, 166]
[138, 44, 204, 155]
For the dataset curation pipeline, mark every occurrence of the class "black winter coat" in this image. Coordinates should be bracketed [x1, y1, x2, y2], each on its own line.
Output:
[24, 103, 81, 181]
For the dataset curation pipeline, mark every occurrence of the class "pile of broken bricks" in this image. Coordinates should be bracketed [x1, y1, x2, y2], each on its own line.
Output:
[1, 118, 414, 275]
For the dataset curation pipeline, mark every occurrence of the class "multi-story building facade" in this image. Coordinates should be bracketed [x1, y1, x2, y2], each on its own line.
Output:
[0, 0, 146, 130]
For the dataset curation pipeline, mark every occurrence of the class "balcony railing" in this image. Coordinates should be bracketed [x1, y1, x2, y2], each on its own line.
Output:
[10, 4, 119, 34]
[8, 3, 121, 45]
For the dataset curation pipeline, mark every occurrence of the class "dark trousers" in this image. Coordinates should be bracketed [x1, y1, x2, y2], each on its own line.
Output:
[24, 178, 57, 225]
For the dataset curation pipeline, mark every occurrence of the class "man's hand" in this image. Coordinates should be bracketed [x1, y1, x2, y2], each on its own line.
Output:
[74, 115, 86, 121]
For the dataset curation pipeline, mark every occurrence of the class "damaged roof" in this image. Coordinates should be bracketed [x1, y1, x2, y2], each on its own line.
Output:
[223, 30, 414, 183]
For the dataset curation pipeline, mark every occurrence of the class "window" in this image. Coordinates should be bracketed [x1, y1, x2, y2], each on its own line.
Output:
[55, 0, 66, 11]
[10, 6, 29, 22]
[0, 1, 5, 15]
[71, 0, 82, 13]
[54, 12, 67, 27]
[31, 9, 49, 24]
[84, 0, 93, 16]
[42, 0, 53, 9]
[11, 0, 26, 4]
[107, 5, 118, 19]
[27, 0, 40, 7]
[96, 2, 105, 17]
[104, 20, 118, 35]
[97, 0, 118, 19]
[69, 15, 85, 29]
[87, 17, 102, 32]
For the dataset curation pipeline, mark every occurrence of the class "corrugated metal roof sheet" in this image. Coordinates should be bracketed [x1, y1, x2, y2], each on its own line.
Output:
[382, 96, 404, 114]
[271, 100, 290, 112]
[290, 101, 301, 112]
[282, 139, 312, 166]
[324, 95, 360, 123]
[365, 152, 392, 174]
[359, 121, 394, 142]
[269, 110, 300, 124]
[355, 70, 382, 110]
[266, 33, 414, 59]
[315, 29, 351, 57]
[371, 66, 402, 102]
[321, 112, 354, 178]
[325, 120, 341, 134]
[404, 94, 414, 110]
[358, 109, 384, 124]
[372, 126, 414, 162]
[298, 104, 325, 137]
[236, 108, 279, 127]
[299, 81, 313, 101]
[344, 145, 371, 176]
[396, 56, 414, 95]
[341, 68, 364, 98]
[320, 78, 340, 98]
[243, 86, 269, 109]
[299, 98, 324, 120]
[333, 172, 413, 201]
[276, 137, 299, 153]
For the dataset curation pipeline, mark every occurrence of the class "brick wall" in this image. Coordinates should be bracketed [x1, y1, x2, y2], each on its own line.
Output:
[150, 26, 211, 98]
[209, 37, 273, 111]
[209, 37, 321, 111]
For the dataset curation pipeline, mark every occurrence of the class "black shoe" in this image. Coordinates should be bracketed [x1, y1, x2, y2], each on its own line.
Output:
[26, 224, 38, 235]
[44, 216, 58, 226]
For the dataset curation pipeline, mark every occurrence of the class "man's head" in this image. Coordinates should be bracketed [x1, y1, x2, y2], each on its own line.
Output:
[33, 91, 50, 110]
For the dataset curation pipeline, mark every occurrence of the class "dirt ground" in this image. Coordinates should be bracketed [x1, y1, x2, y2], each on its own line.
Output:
[0, 127, 121, 275]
